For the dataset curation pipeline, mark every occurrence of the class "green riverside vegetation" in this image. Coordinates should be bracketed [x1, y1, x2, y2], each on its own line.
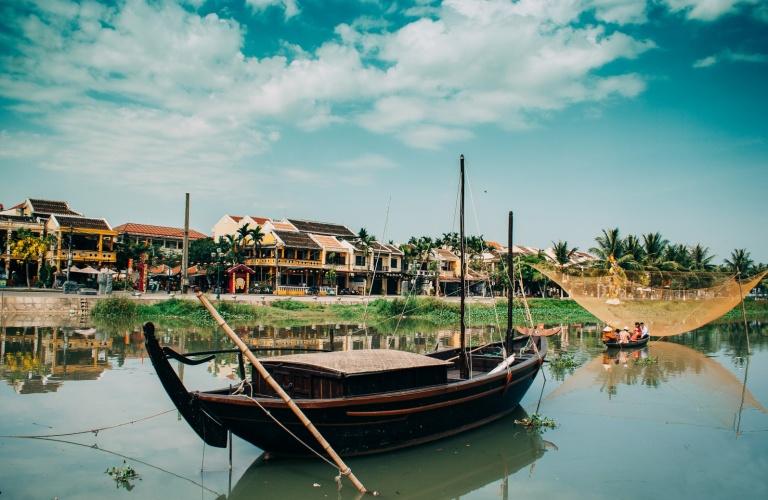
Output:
[90, 296, 768, 328]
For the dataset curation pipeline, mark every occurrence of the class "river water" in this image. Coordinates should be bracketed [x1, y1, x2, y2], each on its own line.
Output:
[1, 317, 767, 499]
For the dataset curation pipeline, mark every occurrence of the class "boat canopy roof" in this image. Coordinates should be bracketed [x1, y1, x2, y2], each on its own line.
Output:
[262, 349, 450, 375]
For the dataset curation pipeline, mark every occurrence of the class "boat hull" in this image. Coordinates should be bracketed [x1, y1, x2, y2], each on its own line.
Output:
[196, 355, 543, 456]
[603, 337, 649, 349]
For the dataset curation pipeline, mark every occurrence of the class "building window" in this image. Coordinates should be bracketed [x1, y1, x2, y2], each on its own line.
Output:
[355, 255, 366, 267]
[391, 258, 398, 269]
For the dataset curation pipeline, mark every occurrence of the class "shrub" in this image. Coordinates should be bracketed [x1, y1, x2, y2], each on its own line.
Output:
[271, 300, 309, 311]
[91, 297, 138, 318]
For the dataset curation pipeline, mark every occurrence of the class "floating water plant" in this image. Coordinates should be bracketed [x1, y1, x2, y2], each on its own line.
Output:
[105, 461, 140, 490]
[634, 356, 658, 367]
[515, 413, 557, 433]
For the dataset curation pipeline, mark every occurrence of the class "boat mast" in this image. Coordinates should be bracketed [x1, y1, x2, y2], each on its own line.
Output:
[459, 155, 469, 379]
[506, 211, 514, 354]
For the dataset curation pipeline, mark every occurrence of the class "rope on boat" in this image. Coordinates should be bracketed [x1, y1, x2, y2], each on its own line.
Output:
[0, 408, 175, 439]
[230, 380, 342, 474]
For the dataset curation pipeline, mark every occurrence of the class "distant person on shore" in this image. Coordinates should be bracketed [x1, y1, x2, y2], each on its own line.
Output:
[618, 327, 631, 344]
[602, 326, 618, 343]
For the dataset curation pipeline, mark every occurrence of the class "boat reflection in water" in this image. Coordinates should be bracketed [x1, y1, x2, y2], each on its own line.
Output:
[224, 407, 553, 500]
[548, 341, 767, 430]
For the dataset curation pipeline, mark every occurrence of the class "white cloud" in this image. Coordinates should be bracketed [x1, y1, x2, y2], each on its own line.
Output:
[0, 0, 655, 176]
[661, 0, 757, 21]
[245, 0, 300, 20]
[588, 0, 648, 24]
[693, 50, 768, 68]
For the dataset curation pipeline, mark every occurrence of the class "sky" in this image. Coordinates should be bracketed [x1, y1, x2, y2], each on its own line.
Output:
[0, 0, 766, 263]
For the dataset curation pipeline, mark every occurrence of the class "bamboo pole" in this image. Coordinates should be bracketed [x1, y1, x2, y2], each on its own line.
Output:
[194, 290, 368, 494]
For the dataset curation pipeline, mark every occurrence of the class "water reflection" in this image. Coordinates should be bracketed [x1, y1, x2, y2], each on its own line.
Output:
[225, 408, 553, 500]
[548, 340, 768, 430]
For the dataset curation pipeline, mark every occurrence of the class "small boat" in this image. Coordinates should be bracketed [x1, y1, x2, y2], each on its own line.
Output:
[144, 155, 547, 458]
[603, 336, 649, 349]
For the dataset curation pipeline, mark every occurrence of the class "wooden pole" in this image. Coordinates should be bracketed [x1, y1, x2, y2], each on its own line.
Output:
[194, 290, 368, 494]
[736, 272, 751, 356]
[182, 193, 190, 293]
[459, 154, 469, 379]
[506, 211, 513, 355]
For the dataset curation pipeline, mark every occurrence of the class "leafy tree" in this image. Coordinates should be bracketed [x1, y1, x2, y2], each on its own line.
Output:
[10, 231, 50, 287]
[590, 228, 624, 263]
[642, 232, 668, 265]
[115, 240, 152, 269]
[662, 243, 691, 270]
[189, 237, 217, 265]
[551, 240, 577, 266]
[622, 235, 645, 265]
[689, 244, 715, 271]
[724, 248, 754, 275]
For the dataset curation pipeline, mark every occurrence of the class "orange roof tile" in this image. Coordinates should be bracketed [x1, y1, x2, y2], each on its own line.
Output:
[115, 223, 207, 240]
[271, 220, 297, 232]
[230, 215, 243, 222]
[249, 216, 270, 225]
[310, 234, 347, 252]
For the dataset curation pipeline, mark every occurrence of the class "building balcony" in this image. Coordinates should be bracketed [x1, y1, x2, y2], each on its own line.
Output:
[247, 257, 277, 267]
[64, 250, 117, 263]
[277, 258, 323, 269]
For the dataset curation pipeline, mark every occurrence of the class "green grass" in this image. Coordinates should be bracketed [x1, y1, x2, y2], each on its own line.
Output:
[91, 296, 768, 329]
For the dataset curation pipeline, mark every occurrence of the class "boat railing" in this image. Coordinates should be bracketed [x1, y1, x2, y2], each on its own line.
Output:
[162, 345, 332, 379]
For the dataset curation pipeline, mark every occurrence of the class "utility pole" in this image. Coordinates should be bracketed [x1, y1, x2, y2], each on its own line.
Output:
[181, 193, 190, 293]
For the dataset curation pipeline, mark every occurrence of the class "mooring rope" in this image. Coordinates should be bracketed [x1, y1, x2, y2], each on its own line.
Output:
[0, 408, 175, 439]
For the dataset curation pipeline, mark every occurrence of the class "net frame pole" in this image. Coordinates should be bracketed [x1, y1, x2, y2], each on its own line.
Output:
[194, 291, 368, 494]
[736, 272, 751, 356]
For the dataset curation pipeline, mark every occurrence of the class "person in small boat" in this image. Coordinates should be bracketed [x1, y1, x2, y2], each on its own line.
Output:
[602, 326, 618, 343]
[631, 322, 643, 341]
[618, 327, 631, 344]
[640, 322, 650, 338]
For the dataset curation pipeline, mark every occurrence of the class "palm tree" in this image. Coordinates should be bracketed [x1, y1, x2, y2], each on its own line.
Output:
[642, 232, 668, 265]
[724, 248, 754, 275]
[662, 244, 691, 270]
[689, 244, 715, 271]
[355, 228, 376, 294]
[623, 235, 645, 264]
[440, 232, 460, 253]
[247, 225, 264, 257]
[221, 234, 241, 264]
[590, 228, 624, 265]
[551, 240, 577, 266]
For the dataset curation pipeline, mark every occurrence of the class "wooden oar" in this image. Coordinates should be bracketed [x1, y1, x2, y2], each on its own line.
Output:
[195, 290, 368, 494]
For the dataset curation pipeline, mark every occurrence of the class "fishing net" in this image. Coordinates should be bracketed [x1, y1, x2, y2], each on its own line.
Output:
[533, 263, 767, 337]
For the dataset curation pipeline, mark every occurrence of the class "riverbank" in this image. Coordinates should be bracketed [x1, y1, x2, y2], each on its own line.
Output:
[89, 295, 768, 328]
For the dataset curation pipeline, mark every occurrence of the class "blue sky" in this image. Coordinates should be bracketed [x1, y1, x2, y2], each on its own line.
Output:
[0, 0, 766, 262]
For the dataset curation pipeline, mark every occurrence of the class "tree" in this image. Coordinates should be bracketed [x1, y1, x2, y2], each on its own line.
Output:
[642, 232, 668, 265]
[189, 237, 217, 265]
[354, 228, 376, 295]
[116, 240, 152, 269]
[10, 231, 50, 288]
[724, 248, 754, 275]
[551, 240, 577, 266]
[662, 243, 691, 270]
[689, 244, 715, 271]
[246, 225, 264, 256]
[590, 228, 624, 264]
[622, 235, 645, 265]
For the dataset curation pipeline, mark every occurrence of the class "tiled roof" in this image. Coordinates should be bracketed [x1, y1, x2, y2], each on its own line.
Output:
[275, 230, 320, 249]
[287, 219, 355, 237]
[434, 248, 460, 261]
[230, 215, 243, 222]
[309, 234, 347, 252]
[271, 220, 298, 232]
[51, 215, 112, 231]
[249, 216, 270, 226]
[486, 241, 504, 250]
[114, 223, 207, 240]
[0, 214, 41, 224]
[28, 199, 81, 216]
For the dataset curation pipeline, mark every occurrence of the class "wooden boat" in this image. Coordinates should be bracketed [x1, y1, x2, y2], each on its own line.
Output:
[144, 155, 546, 458]
[603, 336, 649, 349]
